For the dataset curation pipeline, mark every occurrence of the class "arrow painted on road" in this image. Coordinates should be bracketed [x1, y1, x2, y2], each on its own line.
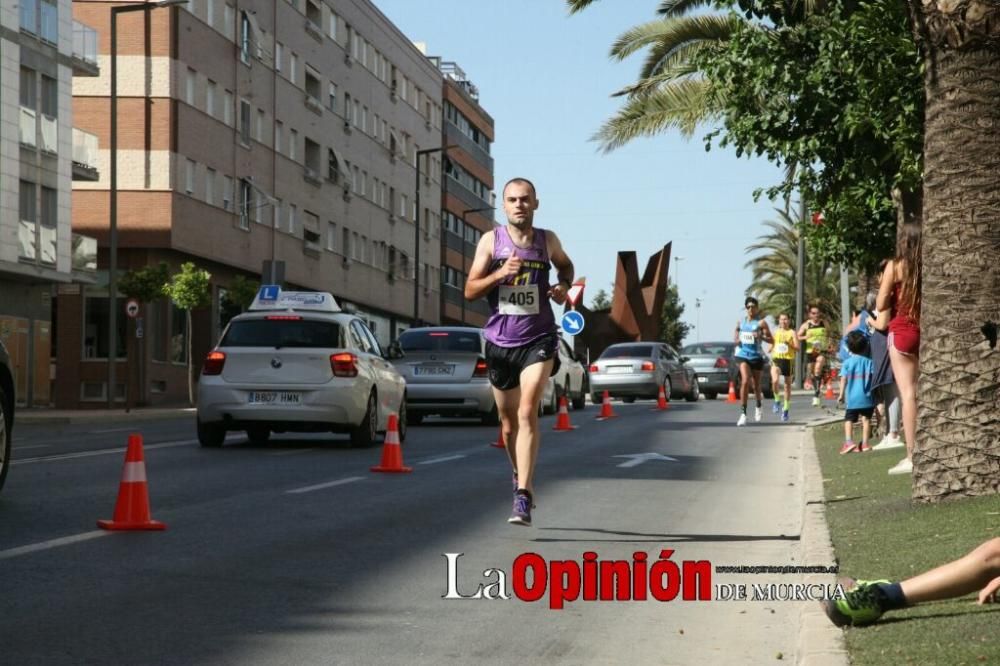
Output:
[613, 453, 678, 468]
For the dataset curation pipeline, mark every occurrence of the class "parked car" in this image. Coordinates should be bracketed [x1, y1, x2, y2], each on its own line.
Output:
[589, 342, 699, 404]
[0, 340, 14, 493]
[393, 326, 498, 425]
[680, 341, 735, 400]
[550, 337, 590, 410]
[196, 290, 407, 448]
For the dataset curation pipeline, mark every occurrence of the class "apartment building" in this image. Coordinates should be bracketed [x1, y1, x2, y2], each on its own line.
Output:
[433, 59, 494, 326]
[65, 0, 443, 408]
[1, 0, 100, 407]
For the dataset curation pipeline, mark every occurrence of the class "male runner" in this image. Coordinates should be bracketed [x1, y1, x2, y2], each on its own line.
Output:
[734, 296, 773, 426]
[464, 178, 574, 526]
[797, 305, 830, 407]
[769, 313, 798, 422]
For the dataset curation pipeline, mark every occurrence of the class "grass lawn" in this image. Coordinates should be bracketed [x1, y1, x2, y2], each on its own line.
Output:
[813, 424, 1000, 666]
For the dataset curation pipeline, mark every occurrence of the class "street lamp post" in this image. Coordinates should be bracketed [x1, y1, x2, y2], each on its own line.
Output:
[673, 255, 685, 293]
[107, 0, 188, 408]
[460, 206, 494, 323]
[413, 145, 452, 326]
[695, 297, 703, 343]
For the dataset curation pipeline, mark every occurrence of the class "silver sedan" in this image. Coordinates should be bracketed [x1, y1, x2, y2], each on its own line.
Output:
[589, 342, 699, 404]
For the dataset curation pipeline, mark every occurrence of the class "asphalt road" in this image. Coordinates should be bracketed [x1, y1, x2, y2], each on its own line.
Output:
[1, 395, 834, 665]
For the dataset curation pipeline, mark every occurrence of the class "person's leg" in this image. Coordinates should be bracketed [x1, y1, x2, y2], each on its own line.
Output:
[886, 381, 902, 439]
[513, 359, 554, 494]
[784, 372, 792, 408]
[752, 368, 763, 410]
[843, 418, 853, 443]
[861, 415, 871, 448]
[901, 538, 1000, 604]
[493, 386, 521, 475]
[889, 347, 918, 459]
[739, 360, 751, 408]
[771, 364, 782, 412]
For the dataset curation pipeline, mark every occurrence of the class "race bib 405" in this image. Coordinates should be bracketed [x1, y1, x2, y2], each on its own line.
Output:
[499, 284, 539, 315]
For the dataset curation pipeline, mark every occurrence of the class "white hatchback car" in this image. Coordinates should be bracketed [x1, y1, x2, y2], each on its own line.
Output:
[196, 290, 407, 448]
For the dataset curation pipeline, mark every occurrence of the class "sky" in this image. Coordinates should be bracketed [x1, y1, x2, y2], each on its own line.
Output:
[377, 0, 787, 343]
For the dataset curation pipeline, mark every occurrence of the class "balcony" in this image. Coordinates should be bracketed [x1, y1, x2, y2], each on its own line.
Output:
[19, 107, 36, 147]
[72, 21, 100, 76]
[39, 113, 58, 154]
[73, 128, 100, 181]
[445, 174, 491, 211]
[304, 93, 323, 116]
[445, 121, 493, 173]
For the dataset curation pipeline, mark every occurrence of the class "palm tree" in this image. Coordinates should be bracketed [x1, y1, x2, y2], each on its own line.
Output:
[907, 1, 1000, 502]
[744, 209, 843, 326]
[566, 0, 745, 151]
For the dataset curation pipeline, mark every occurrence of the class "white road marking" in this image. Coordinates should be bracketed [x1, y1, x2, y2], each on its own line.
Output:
[13, 444, 51, 451]
[418, 454, 466, 465]
[0, 530, 111, 561]
[614, 452, 679, 468]
[89, 427, 134, 434]
[11, 435, 238, 465]
[286, 476, 365, 494]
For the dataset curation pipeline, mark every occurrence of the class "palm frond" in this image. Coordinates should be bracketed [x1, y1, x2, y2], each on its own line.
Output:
[636, 15, 744, 80]
[593, 79, 716, 151]
[656, 0, 718, 17]
[566, 0, 601, 15]
[613, 62, 703, 97]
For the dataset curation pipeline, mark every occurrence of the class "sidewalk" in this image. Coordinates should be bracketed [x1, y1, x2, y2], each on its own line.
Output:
[15, 406, 195, 425]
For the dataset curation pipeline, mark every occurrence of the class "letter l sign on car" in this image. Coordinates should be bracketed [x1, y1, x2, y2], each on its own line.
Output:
[560, 310, 585, 336]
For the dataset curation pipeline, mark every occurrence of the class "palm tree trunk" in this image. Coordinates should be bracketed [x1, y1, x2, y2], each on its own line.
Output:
[911, 0, 1000, 502]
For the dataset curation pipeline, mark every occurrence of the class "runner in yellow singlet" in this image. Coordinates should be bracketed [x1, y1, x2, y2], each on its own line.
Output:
[769, 313, 798, 422]
[797, 305, 830, 407]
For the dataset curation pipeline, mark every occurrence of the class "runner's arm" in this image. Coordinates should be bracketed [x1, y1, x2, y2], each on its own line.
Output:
[796, 322, 808, 340]
[759, 321, 774, 345]
[734, 321, 741, 345]
[546, 231, 574, 304]
[464, 232, 507, 301]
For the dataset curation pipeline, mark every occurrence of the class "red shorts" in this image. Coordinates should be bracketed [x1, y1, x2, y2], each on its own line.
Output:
[888, 328, 919, 356]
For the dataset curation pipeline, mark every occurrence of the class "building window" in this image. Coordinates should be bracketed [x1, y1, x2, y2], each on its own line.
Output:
[342, 227, 350, 258]
[305, 0, 321, 27]
[40, 74, 56, 117]
[84, 293, 127, 360]
[288, 204, 297, 235]
[328, 82, 337, 112]
[326, 222, 336, 251]
[185, 159, 196, 195]
[275, 121, 283, 154]
[186, 67, 196, 105]
[273, 198, 282, 230]
[257, 108, 265, 142]
[238, 178, 253, 229]
[206, 0, 215, 27]
[223, 175, 233, 210]
[239, 99, 251, 144]
[39, 186, 56, 264]
[289, 129, 298, 160]
[275, 42, 283, 72]
[224, 90, 233, 125]
[206, 79, 216, 116]
[304, 137, 320, 173]
[240, 10, 251, 64]
[19, 180, 37, 260]
[205, 168, 216, 206]
[305, 65, 321, 101]
[290, 52, 298, 85]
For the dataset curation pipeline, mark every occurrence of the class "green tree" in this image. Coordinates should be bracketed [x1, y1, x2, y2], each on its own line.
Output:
[225, 275, 259, 311]
[118, 263, 170, 302]
[163, 262, 212, 406]
[590, 288, 612, 311]
[659, 284, 692, 348]
[743, 208, 844, 327]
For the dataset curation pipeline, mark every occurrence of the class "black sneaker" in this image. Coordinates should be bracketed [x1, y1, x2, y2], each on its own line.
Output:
[512, 473, 536, 508]
[508, 492, 532, 526]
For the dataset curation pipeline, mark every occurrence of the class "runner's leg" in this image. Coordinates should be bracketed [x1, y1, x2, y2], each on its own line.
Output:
[493, 386, 521, 475]
[514, 359, 554, 494]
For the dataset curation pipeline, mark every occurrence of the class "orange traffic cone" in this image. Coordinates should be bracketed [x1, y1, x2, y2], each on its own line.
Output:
[97, 434, 166, 531]
[553, 396, 577, 431]
[371, 414, 412, 473]
[596, 390, 618, 419]
[490, 425, 506, 449]
[726, 381, 738, 403]
[824, 371, 835, 400]
[654, 385, 670, 411]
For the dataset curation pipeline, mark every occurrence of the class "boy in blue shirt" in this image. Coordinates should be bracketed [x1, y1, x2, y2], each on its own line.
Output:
[837, 331, 875, 454]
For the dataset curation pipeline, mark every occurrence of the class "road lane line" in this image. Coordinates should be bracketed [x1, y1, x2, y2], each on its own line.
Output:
[11, 435, 239, 465]
[286, 476, 365, 494]
[89, 427, 134, 434]
[418, 454, 466, 465]
[13, 444, 51, 450]
[0, 530, 111, 561]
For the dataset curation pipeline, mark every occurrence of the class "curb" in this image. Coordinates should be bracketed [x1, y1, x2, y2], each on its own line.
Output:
[16, 408, 196, 426]
[796, 424, 849, 666]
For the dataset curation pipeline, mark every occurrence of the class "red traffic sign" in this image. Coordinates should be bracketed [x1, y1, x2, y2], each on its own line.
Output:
[125, 298, 140, 319]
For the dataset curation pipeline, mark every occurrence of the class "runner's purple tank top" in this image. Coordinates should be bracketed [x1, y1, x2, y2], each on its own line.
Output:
[482, 226, 558, 347]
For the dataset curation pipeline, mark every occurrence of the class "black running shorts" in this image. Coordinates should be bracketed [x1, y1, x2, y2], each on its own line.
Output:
[844, 407, 875, 423]
[484, 333, 560, 391]
[774, 359, 792, 376]
[737, 356, 764, 372]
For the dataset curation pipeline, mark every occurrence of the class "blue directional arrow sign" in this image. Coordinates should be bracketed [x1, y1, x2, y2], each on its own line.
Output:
[560, 310, 585, 336]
